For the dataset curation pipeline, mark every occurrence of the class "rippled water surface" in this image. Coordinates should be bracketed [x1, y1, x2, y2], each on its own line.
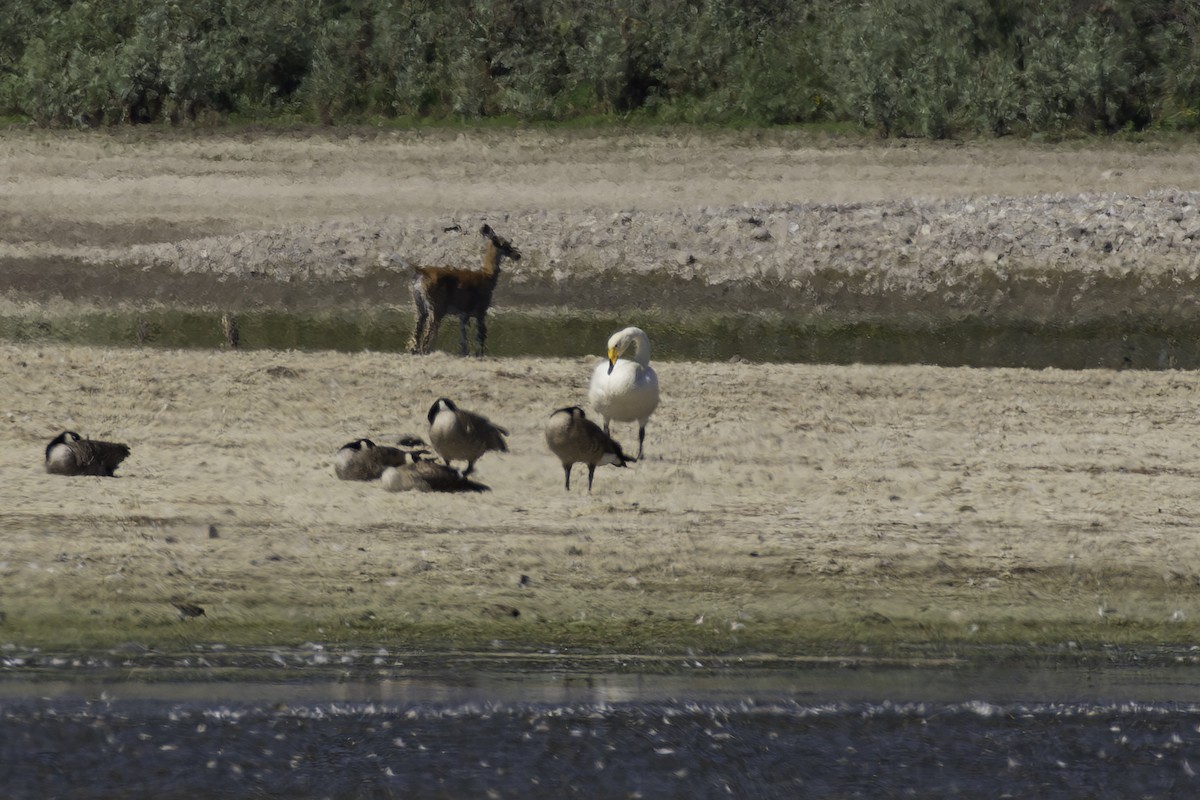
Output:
[4, 664, 1200, 799]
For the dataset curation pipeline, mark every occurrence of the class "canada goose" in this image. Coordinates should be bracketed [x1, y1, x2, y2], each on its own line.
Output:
[587, 326, 660, 459]
[44, 431, 130, 476]
[381, 457, 491, 493]
[426, 398, 508, 476]
[334, 438, 411, 481]
[544, 406, 635, 492]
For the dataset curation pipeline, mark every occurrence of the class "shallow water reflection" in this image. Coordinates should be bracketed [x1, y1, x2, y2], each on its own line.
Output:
[2, 308, 1197, 369]
[4, 664, 1200, 798]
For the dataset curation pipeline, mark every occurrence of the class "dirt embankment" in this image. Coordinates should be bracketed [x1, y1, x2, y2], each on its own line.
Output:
[3, 131, 1200, 328]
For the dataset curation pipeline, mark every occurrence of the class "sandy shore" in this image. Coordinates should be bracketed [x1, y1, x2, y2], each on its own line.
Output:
[3, 341, 1200, 659]
[3, 129, 1200, 661]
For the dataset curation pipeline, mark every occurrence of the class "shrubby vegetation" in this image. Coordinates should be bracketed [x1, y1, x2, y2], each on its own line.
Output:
[1, 0, 1197, 136]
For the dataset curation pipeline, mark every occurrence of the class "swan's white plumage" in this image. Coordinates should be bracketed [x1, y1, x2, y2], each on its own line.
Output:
[587, 326, 659, 459]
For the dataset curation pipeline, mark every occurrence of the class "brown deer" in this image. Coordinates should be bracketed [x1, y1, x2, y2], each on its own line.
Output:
[409, 224, 521, 356]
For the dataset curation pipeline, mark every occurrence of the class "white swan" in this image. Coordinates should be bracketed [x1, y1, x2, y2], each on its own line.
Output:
[587, 326, 659, 459]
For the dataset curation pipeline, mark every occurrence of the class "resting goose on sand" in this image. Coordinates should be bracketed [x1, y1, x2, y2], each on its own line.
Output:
[335, 434, 426, 480]
[544, 406, 635, 492]
[334, 438, 416, 481]
[426, 398, 508, 476]
[44, 431, 131, 477]
[381, 456, 491, 493]
[587, 326, 659, 459]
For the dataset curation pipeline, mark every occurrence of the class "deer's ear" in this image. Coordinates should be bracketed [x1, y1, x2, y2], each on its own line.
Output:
[480, 224, 493, 238]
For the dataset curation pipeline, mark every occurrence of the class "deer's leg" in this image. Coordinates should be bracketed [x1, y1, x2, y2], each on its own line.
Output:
[411, 307, 428, 354]
[458, 313, 470, 357]
[410, 288, 429, 353]
[475, 312, 487, 357]
[423, 312, 442, 354]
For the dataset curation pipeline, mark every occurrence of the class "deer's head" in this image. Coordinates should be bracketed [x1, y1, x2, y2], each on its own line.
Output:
[481, 224, 521, 263]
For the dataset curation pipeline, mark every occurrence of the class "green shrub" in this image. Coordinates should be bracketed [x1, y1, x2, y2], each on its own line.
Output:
[0, 0, 1197, 135]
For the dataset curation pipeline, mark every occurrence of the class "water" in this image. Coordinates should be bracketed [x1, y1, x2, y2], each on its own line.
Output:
[4, 662, 1200, 798]
[1, 308, 1196, 369]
